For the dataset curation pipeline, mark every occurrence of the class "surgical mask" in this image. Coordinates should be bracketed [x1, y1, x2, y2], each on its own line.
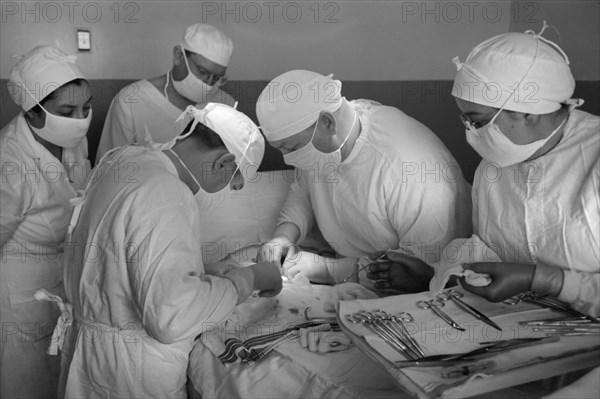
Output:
[167, 149, 230, 210]
[171, 45, 219, 103]
[465, 109, 568, 168]
[283, 111, 357, 172]
[29, 105, 91, 148]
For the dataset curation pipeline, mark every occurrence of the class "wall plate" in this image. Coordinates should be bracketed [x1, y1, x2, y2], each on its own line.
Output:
[77, 29, 91, 52]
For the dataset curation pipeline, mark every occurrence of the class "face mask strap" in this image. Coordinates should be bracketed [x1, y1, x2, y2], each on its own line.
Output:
[308, 117, 320, 144]
[164, 71, 172, 101]
[180, 44, 193, 76]
[168, 148, 202, 193]
[342, 110, 358, 147]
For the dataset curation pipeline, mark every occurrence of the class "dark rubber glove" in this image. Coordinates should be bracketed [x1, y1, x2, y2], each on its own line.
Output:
[250, 261, 283, 297]
[461, 262, 535, 302]
[366, 251, 434, 293]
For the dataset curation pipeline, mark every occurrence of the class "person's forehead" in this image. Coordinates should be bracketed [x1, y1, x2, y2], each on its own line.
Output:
[48, 82, 91, 106]
[187, 52, 227, 75]
[455, 98, 496, 115]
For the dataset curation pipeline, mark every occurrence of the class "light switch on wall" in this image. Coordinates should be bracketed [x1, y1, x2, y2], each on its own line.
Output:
[77, 29, 91, 52]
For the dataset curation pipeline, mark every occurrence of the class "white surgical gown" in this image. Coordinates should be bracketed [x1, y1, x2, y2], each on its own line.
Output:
[473, 110, 600, 316]
[0, 113, 90, 399]
[279, 100, 472, 263]
[95, 79, 234, 163]
[61, 146, 242, 398]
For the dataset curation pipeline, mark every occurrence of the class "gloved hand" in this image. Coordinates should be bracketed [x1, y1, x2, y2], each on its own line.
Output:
[203, 260, 237, 276]
[460, 262, 536, 302]
[323, 283, 378, 312]
[223, 243, 261, 266]
[249, 261, 283, 297]
[258, 236, 298, 266]
[366, 251, 434, 293]
[282, 251, 329, 283]
[298, 324, 352, 353]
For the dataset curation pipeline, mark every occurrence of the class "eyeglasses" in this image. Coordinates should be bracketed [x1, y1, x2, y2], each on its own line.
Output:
[459, 109, 501, 130]
[193, 64, 227, 87]
[186, 56, 228, 86]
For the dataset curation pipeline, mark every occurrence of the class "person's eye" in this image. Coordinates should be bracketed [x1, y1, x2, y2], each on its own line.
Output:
[196, 67, 210, 78]
[474, 118, 490, 129]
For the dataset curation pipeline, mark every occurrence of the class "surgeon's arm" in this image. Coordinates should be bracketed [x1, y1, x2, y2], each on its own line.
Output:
[461, 262, 599, 317]
[390, 172, 463, 264]
[556, 269, 600, 318]
[557, 163, 600, 317]
[95, 91, 134, 164]
[282, 252, 358, 284]
[378, 171, 458, 292]
[259, 222, 301, 264]
[262, 175, 315, 264]
[0, 159, 30, 247]
[273, 222, 301, 243]
[277, 174, 316, 245]
[128, 204, 248, 344]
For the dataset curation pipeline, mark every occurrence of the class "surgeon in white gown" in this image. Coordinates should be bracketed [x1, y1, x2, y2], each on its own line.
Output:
[365, 24, 599, 399]
[450, 26, 599, 318]
[371, 26, 599, 318]
[96, 23, 290, 266]
[59, 104, 282, 398]
[95, 23, 235, 162]
[366, 25, 599, 398]
[0, 46, 92, 399]
[257, 70, 472, 292]
[453, 27, 599, 399]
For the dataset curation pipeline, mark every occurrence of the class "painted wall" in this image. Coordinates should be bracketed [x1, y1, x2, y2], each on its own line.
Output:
[1, 0, 513, 80]
[1, 1, 598, 178]
[509, 0, 600, 81]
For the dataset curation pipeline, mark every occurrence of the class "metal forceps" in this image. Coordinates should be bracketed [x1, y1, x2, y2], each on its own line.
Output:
[346, 313, 418, 360]
[358, 311, 421, 359]
[437, 289, 502, 331]
[339, 250, 390, 284]
[416, 299, 465, 331]
[504, 292, 588, 318]
[374, 310, 425, 358]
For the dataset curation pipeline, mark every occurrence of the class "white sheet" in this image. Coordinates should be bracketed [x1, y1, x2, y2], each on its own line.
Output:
[188, 283, 402, 398]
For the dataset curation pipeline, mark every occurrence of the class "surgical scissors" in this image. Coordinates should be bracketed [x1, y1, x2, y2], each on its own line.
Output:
[416, 299, 465, 331]
[437, 290, 501, 331]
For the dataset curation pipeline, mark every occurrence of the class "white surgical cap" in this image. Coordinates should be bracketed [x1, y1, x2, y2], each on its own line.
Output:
[8, 46, 85, 112]
[256, 70, 343, 141]
[176, 103, 265, 179]
[181, 23, 233, 67]
[452, 23, 577, 114]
